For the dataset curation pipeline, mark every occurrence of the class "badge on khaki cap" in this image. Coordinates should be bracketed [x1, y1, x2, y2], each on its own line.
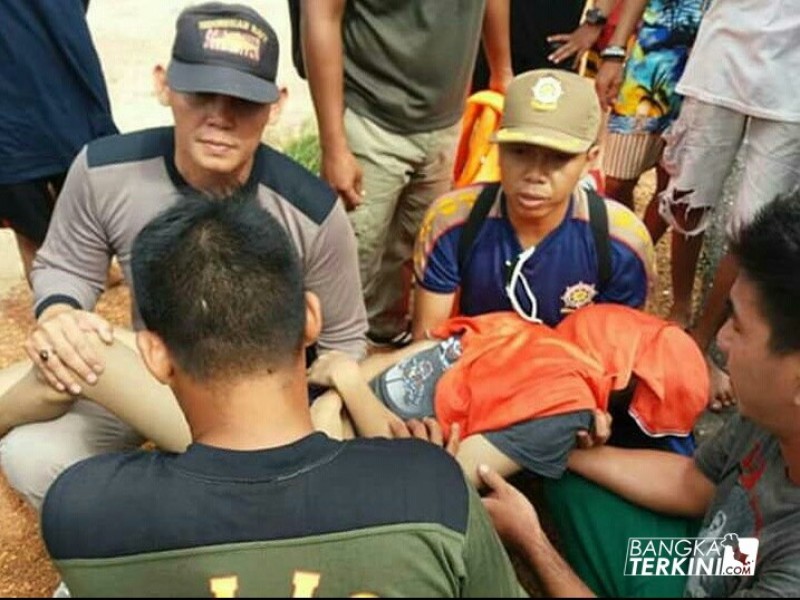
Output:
[531, 76, 564, 111]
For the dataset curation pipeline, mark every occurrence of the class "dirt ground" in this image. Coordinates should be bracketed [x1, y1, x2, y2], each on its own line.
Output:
[0, 1, 722, 596]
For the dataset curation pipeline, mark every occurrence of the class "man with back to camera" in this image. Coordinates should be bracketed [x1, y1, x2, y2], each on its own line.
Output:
[40, 194, 525, 598]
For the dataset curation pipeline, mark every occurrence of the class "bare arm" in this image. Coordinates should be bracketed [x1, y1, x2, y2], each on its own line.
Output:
[411, 288, 456, 341]
[567, 446, 715, 518]
[547, 0, 618, 66]
[480, 465, 596, 597]
[481, 0, 513, 93]
[307, 352, 404, 438]
[309, 339, 440, 438]
[607, 0, 647, 47]
[595, 0, 648, 108]
[301, 0, 363, 208]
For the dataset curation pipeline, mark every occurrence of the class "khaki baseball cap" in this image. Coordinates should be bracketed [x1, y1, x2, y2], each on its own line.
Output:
[491, 69, 601, 154]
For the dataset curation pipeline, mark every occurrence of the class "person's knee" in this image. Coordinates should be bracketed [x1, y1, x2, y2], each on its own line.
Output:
[658, 187, 712, 237]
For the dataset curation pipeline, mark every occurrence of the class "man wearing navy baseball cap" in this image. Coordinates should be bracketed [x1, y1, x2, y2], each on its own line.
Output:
[0, 1, 368, 529]
[167, 2, 280, 103]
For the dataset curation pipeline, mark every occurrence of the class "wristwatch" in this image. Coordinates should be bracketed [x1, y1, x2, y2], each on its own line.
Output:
[584, 7, 608, 26]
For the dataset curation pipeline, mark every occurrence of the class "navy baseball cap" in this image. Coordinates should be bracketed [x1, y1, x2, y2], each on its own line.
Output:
[167, 2, 280, 103]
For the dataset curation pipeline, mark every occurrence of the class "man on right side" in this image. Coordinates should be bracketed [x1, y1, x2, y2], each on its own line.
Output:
[480, 188, 800, 597]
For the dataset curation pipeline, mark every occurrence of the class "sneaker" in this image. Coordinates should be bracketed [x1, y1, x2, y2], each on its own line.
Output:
[367, 329, 414, 349]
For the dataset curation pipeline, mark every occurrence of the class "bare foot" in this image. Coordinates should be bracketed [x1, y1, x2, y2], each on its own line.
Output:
[707, 358, 736, 412]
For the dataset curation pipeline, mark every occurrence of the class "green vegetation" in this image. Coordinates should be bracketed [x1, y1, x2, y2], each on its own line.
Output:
[280, 125, 321, 175]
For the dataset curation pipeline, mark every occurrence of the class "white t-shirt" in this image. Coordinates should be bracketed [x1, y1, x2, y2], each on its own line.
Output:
[677, 0, 800, 122]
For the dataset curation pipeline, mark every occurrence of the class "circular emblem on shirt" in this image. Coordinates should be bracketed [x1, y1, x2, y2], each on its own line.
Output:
[560, 281, 598, 313]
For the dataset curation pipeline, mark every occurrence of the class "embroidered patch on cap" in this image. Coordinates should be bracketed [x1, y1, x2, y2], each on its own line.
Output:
[199, 18, 267, 63]
[531, 76, 564, 111]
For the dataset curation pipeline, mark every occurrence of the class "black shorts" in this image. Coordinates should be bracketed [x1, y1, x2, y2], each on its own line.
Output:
[0, 173, 66, 245]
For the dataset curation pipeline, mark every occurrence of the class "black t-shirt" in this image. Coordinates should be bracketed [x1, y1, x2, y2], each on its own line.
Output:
[472, 0, 585, 91]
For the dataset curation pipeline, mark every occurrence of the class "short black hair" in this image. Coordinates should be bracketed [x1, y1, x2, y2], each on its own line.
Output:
[730, 187, 800, 354]
[131, 194, 306, 380]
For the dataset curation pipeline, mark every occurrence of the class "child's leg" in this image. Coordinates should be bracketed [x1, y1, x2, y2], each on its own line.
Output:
[456, 434, 523, 488]
[0, 361, 74, 437]
[0, 331, 190, 452]
[77, 333, 190, 452]
[310, 390, 347, 439]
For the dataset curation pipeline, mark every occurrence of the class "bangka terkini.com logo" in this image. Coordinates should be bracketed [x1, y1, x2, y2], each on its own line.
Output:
[625, 534, 759, 577]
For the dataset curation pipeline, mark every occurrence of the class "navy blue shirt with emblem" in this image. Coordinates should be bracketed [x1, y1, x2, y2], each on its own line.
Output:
[414, 183, 655, 326]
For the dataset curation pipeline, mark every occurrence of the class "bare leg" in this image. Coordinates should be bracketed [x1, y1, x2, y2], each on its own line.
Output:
[603, 176, 638, 211]
[0, 362, 73, 437]
[456, 434, 522, 489]
[79, 334, 190, 451]
[690, 252, 738, 412]
[643, 165, 671, 243]
[643, 199, 668, 244]
[0, 332, 190, 452]
[667, 207, 708, 329]
[310, 391, 347, 439]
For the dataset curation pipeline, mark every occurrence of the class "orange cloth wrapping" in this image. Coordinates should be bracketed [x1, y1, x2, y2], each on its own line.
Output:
[430, 306, 708, 440]
[431, 312, 610, 438]
[556, 304, 709, 437]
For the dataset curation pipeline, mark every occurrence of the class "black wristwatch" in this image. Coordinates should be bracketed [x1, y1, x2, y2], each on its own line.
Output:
[584, 7, 608, 26]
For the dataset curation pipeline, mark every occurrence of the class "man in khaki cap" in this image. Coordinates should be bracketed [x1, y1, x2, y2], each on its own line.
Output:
[413, 68, 656, 334]
[412, 68, 700, 458]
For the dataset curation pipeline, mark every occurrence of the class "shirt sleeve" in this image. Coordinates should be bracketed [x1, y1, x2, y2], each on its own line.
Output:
[693, 413, 748, 484]
[305, 201, 368, 359]
[598, 200, 656, 309]
[461, 482, 528, 597]
[31, 147, 110, 318]
[414, 191, 477, 294]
